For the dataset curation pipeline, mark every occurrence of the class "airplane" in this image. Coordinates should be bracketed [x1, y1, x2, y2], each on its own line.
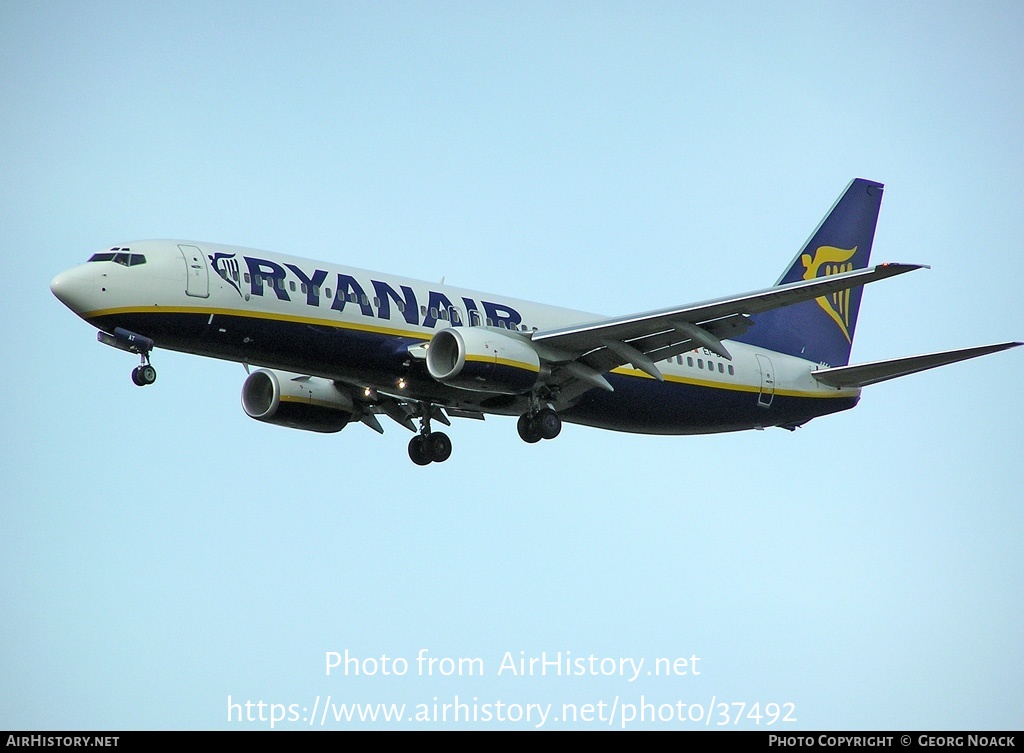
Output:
[50, 178, 1020, 465]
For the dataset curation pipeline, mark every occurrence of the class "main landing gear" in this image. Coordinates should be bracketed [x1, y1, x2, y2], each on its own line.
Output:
[517, 407, 561, 444]
[408, 404, 452, 466]
[405, 402, 562, 465]
[408, 432, 452, 466]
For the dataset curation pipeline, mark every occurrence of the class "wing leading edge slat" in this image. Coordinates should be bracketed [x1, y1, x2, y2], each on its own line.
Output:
[533, 263, 923, 354]
[533, 263, 925, 382]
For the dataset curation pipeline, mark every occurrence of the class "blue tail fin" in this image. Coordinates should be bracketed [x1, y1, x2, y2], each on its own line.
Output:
[735, 178, 884, 367]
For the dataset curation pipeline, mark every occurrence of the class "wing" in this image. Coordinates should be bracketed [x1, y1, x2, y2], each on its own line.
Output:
[530, 263, 925, 394]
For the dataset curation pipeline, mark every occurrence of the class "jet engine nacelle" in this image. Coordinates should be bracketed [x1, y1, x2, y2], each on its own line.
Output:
[426, 327, 544, 394]
[241, 369, 354, 433]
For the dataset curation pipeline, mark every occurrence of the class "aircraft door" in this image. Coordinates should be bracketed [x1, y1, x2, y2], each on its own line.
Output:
[179, 244, 210, 298]
[756, 354, 775, 407]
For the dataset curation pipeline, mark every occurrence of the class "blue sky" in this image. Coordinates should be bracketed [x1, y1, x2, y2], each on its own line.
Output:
[2, 1, 1022, 730]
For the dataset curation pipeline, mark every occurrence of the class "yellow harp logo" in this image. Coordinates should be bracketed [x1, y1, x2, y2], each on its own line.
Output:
[802, 245, 858, 342]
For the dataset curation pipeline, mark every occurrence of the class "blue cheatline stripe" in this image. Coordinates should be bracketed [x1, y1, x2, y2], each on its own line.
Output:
[87, 308, 859, 433]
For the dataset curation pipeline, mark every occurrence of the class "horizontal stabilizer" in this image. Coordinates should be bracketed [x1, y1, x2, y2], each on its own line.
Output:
[811, 342, 1022, 389]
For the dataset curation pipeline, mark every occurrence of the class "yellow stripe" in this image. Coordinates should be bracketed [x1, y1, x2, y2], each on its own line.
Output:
[83, 304, 431, 341]
[465, 353, 541, 373]
[609, 366, 859, 399]
[90, 305, 542, 372]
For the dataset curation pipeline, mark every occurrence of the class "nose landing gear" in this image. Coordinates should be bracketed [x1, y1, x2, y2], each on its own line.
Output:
[131, 362, 157, 386]
[97, 327, 157, 387]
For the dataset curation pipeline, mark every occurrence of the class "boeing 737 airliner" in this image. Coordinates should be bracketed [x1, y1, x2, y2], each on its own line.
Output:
[51, 179, 1020, 464]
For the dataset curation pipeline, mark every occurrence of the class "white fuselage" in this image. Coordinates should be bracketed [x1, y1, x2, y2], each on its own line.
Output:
[51, 240, 861, 435]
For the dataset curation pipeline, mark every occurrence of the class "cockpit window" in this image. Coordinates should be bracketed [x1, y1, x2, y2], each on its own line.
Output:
[87, 250, 146, 266]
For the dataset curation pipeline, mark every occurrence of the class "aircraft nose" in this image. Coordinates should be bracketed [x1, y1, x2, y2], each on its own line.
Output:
[50, 268, 89, 312]
[50, 270, 69, 301]
[50, 270, 73, 303]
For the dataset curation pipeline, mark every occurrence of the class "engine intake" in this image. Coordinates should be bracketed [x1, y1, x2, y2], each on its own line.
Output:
[426, 327, 544, 394]
[241, 369, 354, 433]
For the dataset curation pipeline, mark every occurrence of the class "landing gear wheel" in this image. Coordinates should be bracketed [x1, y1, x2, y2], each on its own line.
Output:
[517, 413, 542, 443]
[427, 432, 452, 463]
[536, 408, 561, 440]
[408, 435, 432, 466]
[131, 364, 157, 386]
[408, 403, 454, 465]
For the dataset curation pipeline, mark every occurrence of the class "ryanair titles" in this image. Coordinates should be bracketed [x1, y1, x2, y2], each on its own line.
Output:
[211, 252, 524, 331]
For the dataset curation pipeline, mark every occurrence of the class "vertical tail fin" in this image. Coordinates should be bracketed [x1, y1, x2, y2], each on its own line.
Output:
[735, 178, 884, 367]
